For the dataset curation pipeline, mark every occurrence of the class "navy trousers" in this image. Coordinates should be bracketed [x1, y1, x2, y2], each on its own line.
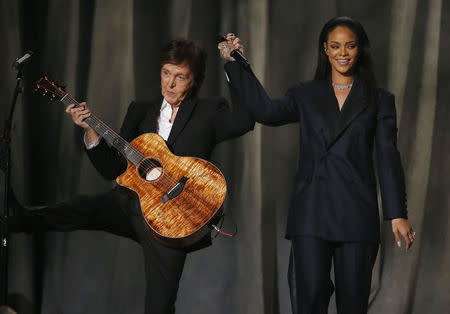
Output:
[289, 236, 379, 314]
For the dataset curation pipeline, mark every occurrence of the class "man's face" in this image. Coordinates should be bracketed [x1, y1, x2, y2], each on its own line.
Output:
[160, 63, 194, 106]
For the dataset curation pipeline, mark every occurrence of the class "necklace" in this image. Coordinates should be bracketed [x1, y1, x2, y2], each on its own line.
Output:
[332, 82, 353, 90]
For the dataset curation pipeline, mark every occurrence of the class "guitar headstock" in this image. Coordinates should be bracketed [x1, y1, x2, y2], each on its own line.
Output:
[34, 76, 66, 101]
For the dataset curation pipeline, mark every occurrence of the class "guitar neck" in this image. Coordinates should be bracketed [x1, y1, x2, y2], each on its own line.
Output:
[60, 93, 144, 165]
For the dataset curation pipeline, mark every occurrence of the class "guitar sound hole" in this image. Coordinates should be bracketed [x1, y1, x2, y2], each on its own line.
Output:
[138, 158, 163, 181]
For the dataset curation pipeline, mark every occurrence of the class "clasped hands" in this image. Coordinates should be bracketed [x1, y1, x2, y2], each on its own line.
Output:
[218, 33, 245, 62]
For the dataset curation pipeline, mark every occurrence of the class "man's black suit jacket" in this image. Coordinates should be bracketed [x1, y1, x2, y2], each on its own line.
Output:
[225, 61, 407, 243]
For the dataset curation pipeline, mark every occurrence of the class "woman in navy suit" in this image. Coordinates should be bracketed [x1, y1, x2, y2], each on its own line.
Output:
[219, 17, 415, 314]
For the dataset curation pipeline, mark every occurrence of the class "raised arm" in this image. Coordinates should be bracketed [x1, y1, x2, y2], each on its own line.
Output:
[219, 34, 299, 126]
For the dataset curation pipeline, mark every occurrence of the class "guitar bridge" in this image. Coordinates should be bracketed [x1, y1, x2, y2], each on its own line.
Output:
[161, 176, 189, 204]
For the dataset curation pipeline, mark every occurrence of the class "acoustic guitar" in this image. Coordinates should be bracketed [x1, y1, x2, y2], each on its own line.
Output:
[35, 76, 227, 248]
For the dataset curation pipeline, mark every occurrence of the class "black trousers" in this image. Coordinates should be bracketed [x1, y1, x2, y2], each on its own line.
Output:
[288, 236, 379, 314]
[10, 190, 187, 314]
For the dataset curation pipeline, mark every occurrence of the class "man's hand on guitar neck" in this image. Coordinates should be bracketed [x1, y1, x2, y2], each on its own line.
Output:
[66, 102, 101, 148]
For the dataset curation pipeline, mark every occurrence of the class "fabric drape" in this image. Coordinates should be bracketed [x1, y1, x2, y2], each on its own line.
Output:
[0, 0, 448, 313]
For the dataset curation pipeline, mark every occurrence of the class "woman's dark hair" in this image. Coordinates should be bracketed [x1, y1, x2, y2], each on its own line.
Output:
[314, 16, 377, 93]
[160, 39, 207, 98]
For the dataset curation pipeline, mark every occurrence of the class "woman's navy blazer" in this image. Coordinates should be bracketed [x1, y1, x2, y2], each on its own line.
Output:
[225, 61, 407, 243]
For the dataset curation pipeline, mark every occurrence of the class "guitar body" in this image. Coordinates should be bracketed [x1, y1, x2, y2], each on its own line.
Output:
[116, 133, 227, 247]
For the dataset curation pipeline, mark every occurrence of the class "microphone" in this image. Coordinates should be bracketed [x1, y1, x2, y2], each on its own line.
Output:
[12, 51, 34, 70]
[217, 35, 249, 67]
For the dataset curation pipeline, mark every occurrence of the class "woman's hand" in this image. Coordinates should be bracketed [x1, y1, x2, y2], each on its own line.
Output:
[392, 218, 415, 251]
[218, 33, 245, 62]
[65, 102, 100, 144]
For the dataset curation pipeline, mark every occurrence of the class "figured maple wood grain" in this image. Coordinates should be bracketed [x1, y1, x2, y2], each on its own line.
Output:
[116, 133, 227, 247]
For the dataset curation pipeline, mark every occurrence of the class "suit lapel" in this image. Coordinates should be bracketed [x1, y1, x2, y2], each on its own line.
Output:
[166, 97, 197, 146]
[313, 77, 369, 149]
[139, 96, 163, 134]
[332, 76, 368, 143]
[312, 81, 340, 146]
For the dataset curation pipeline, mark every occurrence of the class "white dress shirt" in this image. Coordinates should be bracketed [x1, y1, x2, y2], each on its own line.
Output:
[157, 98, 174, 141]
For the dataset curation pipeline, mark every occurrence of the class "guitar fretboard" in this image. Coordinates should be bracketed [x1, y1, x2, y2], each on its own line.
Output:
[60, 93, 144, 165]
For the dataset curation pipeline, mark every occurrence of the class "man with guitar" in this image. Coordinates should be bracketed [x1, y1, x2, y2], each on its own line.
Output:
[10, 38, 254, 313]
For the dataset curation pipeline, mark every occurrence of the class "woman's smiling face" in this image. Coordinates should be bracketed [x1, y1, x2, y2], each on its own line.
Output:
[324, 26, 358, 77]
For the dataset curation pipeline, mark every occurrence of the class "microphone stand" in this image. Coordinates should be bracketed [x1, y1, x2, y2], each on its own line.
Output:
[0, 67, 24, 303]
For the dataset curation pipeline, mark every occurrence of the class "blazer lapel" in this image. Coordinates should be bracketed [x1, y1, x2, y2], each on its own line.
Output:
[335, 77, 367, 137]
[313, 81, 340, 146]
[139, 96, 163, 134]
[166, 97, 197, 146]
[329, 77, 368, 147]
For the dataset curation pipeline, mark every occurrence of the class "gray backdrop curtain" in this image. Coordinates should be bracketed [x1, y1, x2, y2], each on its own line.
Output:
[0, 0, 448, 313]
